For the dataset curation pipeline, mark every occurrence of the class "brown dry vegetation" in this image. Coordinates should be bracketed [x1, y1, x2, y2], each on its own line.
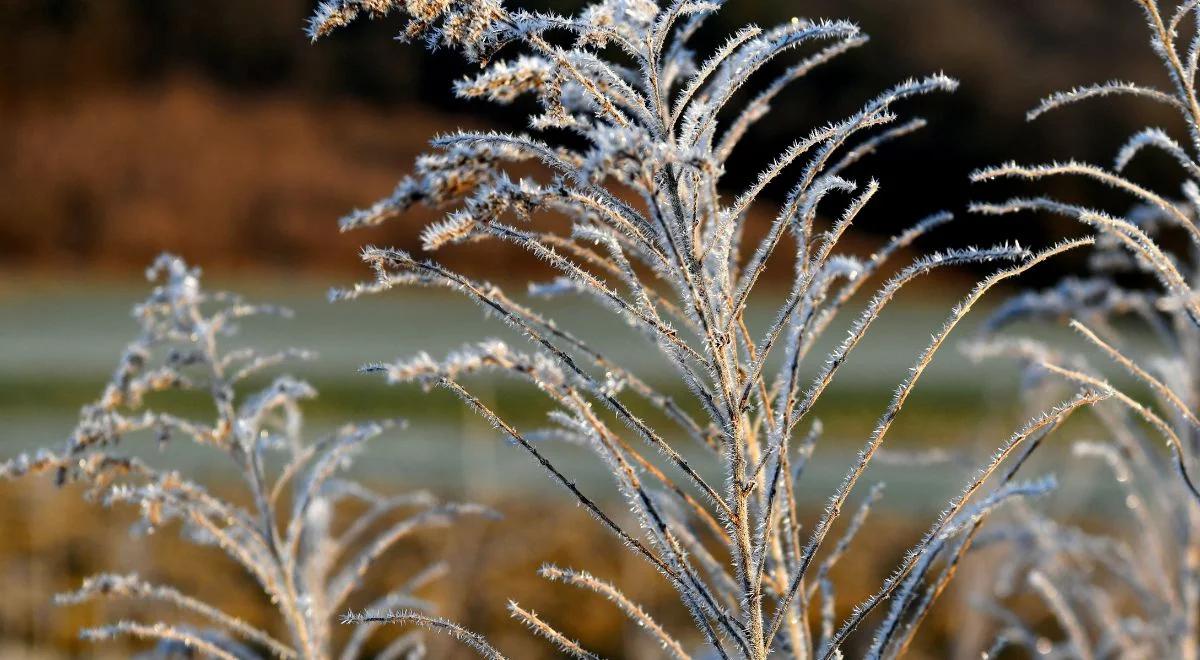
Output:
[0, 479, 986, 659]
[2, 79, 935, 292]
[2, 80, 465, 273]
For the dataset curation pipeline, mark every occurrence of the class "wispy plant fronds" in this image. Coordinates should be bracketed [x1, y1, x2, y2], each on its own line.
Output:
[972, 0, 1200, 654]
[538, 564, 689, 658]
[315, 1, 1078, 657]
[341, 610, 506, 659]
[1026, 80, 1186, 121]
[1, 254, 493, 659]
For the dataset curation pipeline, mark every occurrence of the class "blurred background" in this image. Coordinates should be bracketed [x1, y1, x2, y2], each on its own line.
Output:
[0, 0, 1183, 657]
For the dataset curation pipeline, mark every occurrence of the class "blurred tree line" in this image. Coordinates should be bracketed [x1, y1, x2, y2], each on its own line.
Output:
[1, 0, 1188, 281]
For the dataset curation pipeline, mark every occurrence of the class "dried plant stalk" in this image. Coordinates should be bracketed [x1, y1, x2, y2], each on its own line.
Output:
[310, 1, 1091, 657]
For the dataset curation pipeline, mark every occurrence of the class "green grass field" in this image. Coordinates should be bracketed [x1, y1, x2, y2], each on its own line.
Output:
[1, 278, 1132, 511]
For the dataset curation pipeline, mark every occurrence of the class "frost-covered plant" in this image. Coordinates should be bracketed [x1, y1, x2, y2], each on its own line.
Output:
[0, 254, 493, 660]
[971, 0, 1200, 656]
[311, 1, 1100, 657]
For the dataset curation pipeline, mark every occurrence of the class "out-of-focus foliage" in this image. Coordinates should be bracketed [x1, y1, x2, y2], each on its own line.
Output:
[973, 0, 1200, 655]
[0, 255, 494, 659]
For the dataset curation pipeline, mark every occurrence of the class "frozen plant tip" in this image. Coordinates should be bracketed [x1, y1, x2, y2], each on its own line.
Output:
[1, 254, 494, 659]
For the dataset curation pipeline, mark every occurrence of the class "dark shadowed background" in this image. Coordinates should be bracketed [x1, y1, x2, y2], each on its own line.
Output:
[1, 0, 1188, 278]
